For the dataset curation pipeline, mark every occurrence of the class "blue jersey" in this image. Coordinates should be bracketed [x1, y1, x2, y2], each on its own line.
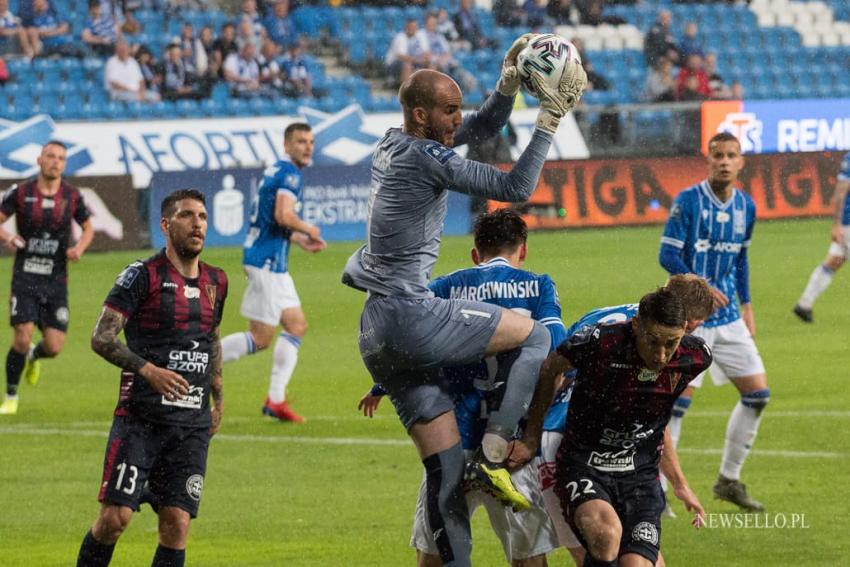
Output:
[429, 257, 566, 449]
[543, 303, 639, 434]
[243, 157, 303, 273]
[660, 180, 756, 328]
[838, 152, 850, 226]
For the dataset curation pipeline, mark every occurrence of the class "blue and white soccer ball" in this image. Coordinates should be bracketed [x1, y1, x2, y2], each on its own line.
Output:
[516, 33, 582, 98]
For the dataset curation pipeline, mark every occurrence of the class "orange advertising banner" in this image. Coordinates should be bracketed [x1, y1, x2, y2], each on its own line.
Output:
[489, 151, 845, 229]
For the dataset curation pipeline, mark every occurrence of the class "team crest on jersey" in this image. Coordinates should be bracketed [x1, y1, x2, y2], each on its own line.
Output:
[205, 284, 217, 307]
[637, 369, 659, 382]
[716, 211, 730, 223]
[186, 474, 204, 501]
[184, 285, 200, 299]
[632, 522, 659, 546]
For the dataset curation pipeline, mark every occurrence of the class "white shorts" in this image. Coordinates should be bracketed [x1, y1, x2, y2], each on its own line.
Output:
[690, 318, 765, 387]
[410, 455, 558, 561]
[827, 225, 850, 258]
[539, 431, 582, 550]
[239, 266, 301, 326]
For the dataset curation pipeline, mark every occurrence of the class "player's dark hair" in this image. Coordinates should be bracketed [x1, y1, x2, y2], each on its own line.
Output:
[42, 140, 67, 151]
[284, 122, 311, 141]
[708, 131, 740, 151]
[638, 289, 685, 328]
[663, 274, 714, 321]
[473, 208, 528, 257]
[161, 189, 206, 218]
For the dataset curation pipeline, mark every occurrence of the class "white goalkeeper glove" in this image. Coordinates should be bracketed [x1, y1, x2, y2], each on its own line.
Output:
[532, 61, 588, 134]
[496, 33, 536, 97]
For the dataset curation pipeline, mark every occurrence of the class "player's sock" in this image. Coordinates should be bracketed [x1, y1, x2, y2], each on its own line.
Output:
[268, 332, 300, 404]
[151, 544, 185, 567]
[221, 331, 257, 363]
[669, 395, 692, 448]
[486, 321, 550, 442]
[797, 264, 835, 309]
[720, 389, 770, 480]
[76, 529, 115, 567]
[31, 341, 50, 361]
[5, 348, 26, 396]
[423, 443, 471, 567]
[582, 554, 618, 567]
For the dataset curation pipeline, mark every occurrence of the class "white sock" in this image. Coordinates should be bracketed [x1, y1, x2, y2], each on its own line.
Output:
[481, 432, 508, 463]
[720, 401, 762, 481]
[221, 332, 257, 363]
[798, 264, 834, 309]
[268, 332, 300, 404]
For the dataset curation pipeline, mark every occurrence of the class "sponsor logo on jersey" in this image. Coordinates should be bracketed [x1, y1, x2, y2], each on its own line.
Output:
[716, 211, 730, 223]
[587, 449, 635, 472]
[22, 256, 54, 275]
[600, 424, 654, 450]
[694, 239, 742, 254]
[162, 281, 178, 289]
[27, 236, 59, 255]
[183, 285, 200, 299]
[610, 362, 633, 369]
[637, 369, 659, 382]
[167, 350, 209, 374]
[162, 384, 205, 409]
[422, 142, 456, 165]
[116, 265, 140, 289]
[632, 522, 659, 546]
[734, 210, 745, 234]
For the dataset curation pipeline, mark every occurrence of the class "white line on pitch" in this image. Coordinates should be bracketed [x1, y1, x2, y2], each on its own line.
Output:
[0, 426, 846, 457]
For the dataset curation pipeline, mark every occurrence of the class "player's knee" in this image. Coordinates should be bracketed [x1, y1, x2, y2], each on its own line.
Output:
[586, 524, 620, 562]
[741, 388, 770, 415]
[287, 319, 308, 338]
[158, 508, 191, 546]
[42, 341, 63, 358]
[825, 256, 844, 271]
[94, 506, 132, 542]
[522, 320, 550, 354]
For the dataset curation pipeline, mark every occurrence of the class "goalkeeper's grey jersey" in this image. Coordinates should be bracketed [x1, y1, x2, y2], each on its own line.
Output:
[342, 92, 553, 298]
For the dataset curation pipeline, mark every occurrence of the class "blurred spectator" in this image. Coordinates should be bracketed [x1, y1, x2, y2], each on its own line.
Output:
[385, 18, 427, 86]
[547, 0, 577, 26]
[676, 53, 711, 100]
[212, 22, 238, 77]
[730, 80, 744, 100]
[704, 52, 730, 99]
[281, 42, 312, 97]
[237, 16, 265, 52]
[26, 0, 86, 58]
[679, 21, 704, 59]
[643, 56, 676, 102]
[105, 40, 160, 102]
[239, 0, 265, 38]
[644, 9, 680, 67]
[224, 41, 264, 97]
[82, 0, 120, 58]
[162, 42, 203, 100]
[493, 0, 525, 27]
[197, 25, 217, 75]
[418, 11, 477, 93]
[454, 0, 489, 50]
[166, 0, 210, 15]
[577, 0, 626, 26]
[136, 45, 161, 95]
[257, 38, 288, 94]
[178, 22, 204, 76]
[264, 0, 297, 48]
[436, 8, 458, 44]
[0, 0, 33, 58]
[0, 55, 8, 84]
[120, 9, 142, 36]
[572, 37, 610, 92]
[523, 0, 554, 29]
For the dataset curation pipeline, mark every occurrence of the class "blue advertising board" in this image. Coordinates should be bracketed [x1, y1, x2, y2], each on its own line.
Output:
[149, 166, 471, 247]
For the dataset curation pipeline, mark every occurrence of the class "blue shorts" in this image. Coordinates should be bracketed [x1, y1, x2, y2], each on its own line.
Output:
[359, 294, 502, 429]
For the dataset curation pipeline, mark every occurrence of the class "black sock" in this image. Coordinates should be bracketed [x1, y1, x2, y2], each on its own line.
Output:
[76, 530, 115, 567]
[151, 545, 185, 567]
[5, 348, 25, 396]
[423, 442, 471, 567]
[583, 554, 618, 567]
[33, 341, 49, 360]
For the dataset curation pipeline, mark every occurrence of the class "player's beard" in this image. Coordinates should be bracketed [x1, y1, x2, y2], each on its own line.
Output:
[172, 230, 204, 260]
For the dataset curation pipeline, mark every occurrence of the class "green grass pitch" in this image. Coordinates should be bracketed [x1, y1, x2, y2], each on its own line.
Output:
[0, 218, 847, 566]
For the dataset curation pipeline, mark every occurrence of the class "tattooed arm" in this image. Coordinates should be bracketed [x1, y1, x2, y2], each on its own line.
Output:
[209, 326, 223, 435]
[91, 306, 189, 399]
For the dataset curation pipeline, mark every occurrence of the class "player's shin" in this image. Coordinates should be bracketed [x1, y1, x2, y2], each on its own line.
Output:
[797, 264, 835, 310]
[423, 443, 472, 567]
[76, 529, 116, 567]
[720, 389, 769, 481]
[5, 348, 26, 396]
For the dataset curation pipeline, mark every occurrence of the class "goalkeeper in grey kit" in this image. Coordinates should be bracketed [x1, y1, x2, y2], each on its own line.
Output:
[342, 34, 587, 567]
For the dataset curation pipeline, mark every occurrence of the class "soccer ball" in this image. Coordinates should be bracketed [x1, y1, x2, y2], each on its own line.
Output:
[516, 33, 582, 98]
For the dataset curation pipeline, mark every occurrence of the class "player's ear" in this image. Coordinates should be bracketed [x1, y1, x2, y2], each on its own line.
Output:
[412, 106, 427, 127]
[518, 242, 527, 262]
[471, 248, 480, 265]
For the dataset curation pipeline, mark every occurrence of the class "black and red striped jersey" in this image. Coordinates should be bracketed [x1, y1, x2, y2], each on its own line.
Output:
[0, 180, 90, 289]
[556, 322, 712, 475]
[104, 250, 228, 428]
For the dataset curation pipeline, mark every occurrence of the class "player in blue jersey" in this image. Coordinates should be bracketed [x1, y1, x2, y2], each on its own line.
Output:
[536, 274, 714, 566]
[359, 209, 564, 566]
[658, 131, 768, 511]
[343, 37, 587, 567]
[219, 123, 326, 423]
[793, 151, 850, 322]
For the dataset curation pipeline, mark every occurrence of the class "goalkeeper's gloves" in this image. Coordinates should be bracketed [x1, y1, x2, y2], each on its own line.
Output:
[496, 33, 536, 97]
[532, 62, 588, 135]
